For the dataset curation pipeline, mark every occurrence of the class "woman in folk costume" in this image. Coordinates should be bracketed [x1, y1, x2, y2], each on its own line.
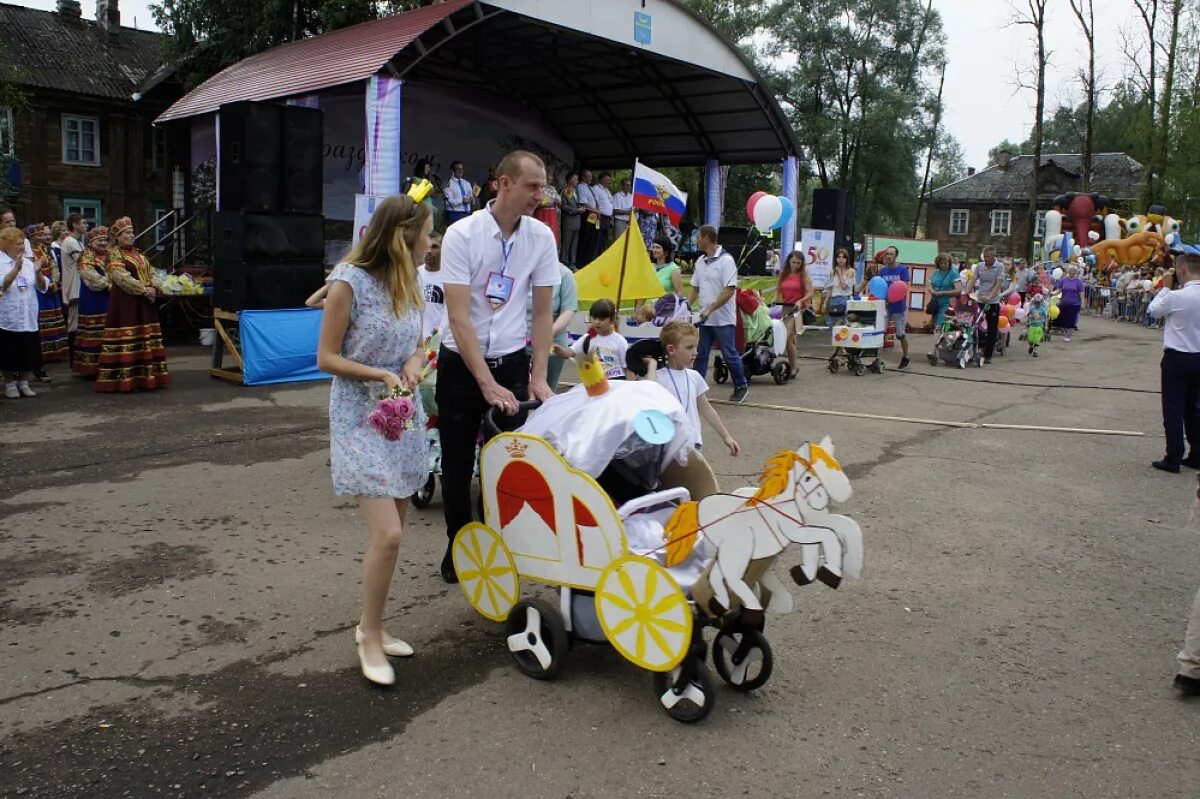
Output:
[73, 226, 111, 378]
[28, 223, 68, 374]
[95, 217, 170, 393]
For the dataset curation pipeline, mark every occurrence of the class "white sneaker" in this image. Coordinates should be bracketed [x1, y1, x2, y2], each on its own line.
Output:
[4, 383, 18, 399]
[17, 382, 36, 398]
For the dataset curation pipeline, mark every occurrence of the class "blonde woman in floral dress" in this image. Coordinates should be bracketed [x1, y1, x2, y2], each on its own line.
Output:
[317, 195, 431, 687]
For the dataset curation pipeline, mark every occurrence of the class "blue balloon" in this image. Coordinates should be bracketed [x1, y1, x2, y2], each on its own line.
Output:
[774, 196, 795, 230]
[1059, 231, 1074, 261]
[868, 276, 889, 300]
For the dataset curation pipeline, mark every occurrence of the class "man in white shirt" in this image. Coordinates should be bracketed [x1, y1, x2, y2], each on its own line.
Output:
[688, 225, 748, 403]
[417, 232, 443, 340]
[1148, 252, 1200, 473]
[594, 172, 615, 248]
[612, 177, 633, 239]
[442, 160, 476, 227]
[575, 169, 599, 266]
[436, 150, 560, 582]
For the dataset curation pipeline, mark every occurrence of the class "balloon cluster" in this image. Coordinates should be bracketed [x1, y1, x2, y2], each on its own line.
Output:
[864, 276, 909, 302]
[746, 191, 795, 234]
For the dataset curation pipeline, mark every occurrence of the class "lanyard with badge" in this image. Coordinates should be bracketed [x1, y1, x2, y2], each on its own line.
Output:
[486, 234, 515, 310]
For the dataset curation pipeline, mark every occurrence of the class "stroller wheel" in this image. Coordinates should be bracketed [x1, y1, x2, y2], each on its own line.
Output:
[926, 353, 938, 366]
[653, 659, 716, 723]
[871, 358, 885, 373]
[412, 473, 436, 509]
[713, 357, 729, 384]
[854, 362, 866, 377]
[712, 628, 774, 692]
[505, 598, 568, 681]
[827, 356, 840, 373]
[772, 361, 789, 385]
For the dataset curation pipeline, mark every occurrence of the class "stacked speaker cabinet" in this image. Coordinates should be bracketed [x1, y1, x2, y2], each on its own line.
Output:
[810, 188, 856, 249]
[214, 101, 325, 310]
[717, 227, 768, 275]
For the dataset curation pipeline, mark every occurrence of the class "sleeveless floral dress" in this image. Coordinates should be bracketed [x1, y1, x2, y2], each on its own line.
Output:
[327, 264, 428, 498]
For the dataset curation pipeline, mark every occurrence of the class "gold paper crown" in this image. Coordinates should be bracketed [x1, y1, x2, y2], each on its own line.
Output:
[505, 438, 528, 459]
[407, 178, 433, 204]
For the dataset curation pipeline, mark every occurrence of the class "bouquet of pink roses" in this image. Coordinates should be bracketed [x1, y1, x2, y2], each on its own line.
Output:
[368, 386, 417, 441]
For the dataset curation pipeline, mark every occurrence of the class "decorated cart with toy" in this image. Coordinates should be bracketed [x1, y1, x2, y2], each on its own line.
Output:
[451, 351, 865, 722]
[828, 297, 887, 375]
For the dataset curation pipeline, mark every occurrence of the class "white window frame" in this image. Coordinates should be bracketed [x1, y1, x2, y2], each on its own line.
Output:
[62, 114, 100, 166]
[990, 209, 1012, 236]
[1035, 211, 1046, 238]
[0, 107, 13, 157]
[949, 208, 969, 236]
[64, 198, 102, 226]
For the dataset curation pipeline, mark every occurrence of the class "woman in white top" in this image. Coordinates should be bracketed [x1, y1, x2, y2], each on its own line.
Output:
[0, 228, 49, 397]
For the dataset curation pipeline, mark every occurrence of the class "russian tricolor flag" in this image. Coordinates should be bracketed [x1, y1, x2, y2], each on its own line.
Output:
[632, 162, 688, 226]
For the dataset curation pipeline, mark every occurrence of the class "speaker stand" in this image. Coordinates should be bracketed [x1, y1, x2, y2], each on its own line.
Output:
[209, 309, 246, 384]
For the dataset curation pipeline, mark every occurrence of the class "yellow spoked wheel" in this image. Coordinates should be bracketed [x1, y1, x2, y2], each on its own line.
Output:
[452, 523, 519, 622]
[595, 555, 693, 672]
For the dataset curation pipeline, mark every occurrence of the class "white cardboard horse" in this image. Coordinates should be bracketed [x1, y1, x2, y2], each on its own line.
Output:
[664, 436, 863, 615]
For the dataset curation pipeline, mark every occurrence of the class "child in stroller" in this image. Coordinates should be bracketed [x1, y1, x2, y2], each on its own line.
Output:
[713, 289, 792, 385]
[928, 293, 985, 368]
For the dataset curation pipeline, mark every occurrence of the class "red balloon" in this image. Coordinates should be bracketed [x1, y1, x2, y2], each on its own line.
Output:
[1007, 293, 1020, 306]
[886, 280, 909, 303]
[746, 191, 768, 220]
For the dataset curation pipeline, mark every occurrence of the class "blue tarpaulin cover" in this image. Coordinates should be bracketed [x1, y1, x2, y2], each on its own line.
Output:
[239, 308, 330, 386]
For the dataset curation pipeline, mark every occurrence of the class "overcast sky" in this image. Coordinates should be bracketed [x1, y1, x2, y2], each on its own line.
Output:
[18, 0, 1137, 170]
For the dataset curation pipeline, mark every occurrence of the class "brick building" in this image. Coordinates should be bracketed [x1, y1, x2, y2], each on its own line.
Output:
[925, 151, 1144, 262]
[0, 0, 181, 231]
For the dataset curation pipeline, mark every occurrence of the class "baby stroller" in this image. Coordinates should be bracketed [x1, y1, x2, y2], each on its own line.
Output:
[928, 294, 984, 369]
[451, 378, 864, 723]
[714, 289, 791, 385]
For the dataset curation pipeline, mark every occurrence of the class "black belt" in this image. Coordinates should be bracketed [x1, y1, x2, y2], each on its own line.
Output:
[441, 346, 526, 370]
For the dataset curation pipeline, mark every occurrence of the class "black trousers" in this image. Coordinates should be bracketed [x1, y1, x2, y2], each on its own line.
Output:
[435, 347, 529, 542]
[1161, 348, 1200, 465]
[982, 303, 1001, 359]
[578, 220, 598, 267]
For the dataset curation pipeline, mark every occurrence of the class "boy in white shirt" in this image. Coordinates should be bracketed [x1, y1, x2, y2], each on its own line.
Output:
[641, 320, 740, 455]
[552, 298, 628, 379]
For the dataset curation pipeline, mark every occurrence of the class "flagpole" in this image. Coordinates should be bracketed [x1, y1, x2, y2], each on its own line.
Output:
[615, 158, 637, 313]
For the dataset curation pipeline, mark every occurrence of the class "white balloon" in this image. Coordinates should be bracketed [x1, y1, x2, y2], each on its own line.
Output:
[1052, 267, 1064, 281]
[753, 195, 783, 232]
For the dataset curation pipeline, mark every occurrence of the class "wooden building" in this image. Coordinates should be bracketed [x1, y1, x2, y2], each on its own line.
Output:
[0, 0, 180, 230]
[925, 151, 1144, 262]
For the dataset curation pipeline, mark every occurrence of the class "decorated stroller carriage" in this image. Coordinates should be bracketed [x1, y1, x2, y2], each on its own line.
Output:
[450, 353, 865, 722]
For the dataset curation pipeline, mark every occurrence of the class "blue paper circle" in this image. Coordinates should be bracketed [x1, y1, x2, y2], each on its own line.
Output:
[633, 410, 675, 445]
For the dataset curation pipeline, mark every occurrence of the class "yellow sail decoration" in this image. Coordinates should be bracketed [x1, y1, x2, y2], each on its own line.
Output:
[573, 223, 664, 303]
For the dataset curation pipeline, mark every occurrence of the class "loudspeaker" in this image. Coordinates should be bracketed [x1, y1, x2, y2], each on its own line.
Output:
[213, 260, 325, 311]
[718, 227, 768, 275]
[811, 188, 855, 248]
[218, 102, 283, 212]
[281, 105, 323, 213]
[212, 211, 325, 262]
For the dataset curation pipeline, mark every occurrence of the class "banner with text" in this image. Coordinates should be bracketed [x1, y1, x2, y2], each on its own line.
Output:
[800, 228, 835, 289]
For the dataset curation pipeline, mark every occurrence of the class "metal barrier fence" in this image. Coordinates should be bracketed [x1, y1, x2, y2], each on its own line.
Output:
[1082, 282, 1162, 327]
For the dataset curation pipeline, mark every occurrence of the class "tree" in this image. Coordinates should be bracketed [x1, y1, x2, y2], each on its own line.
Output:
[1069, 0, 1096, 191]
[0, 43, 28, 203]
[1149, 0, 1185, 204]
[913, 62, 946, 236]
[929, 135, 967, 192]
[1013, 0, 1049, 259]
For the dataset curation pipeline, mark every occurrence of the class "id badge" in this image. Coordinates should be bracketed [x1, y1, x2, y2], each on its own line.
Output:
[485, 271, 514, 310]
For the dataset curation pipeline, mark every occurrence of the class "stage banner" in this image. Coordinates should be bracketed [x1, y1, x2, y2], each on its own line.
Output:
[353, 194, 391, 243]
[364, 75, 403, 197]
[800, 228, 835, 289]
[240, 309, 330, 386]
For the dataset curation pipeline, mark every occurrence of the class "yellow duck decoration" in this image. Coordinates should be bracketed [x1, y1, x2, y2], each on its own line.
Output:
[575, 343, 609, 397]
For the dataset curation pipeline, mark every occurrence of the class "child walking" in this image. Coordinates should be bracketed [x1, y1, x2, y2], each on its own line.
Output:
[1025, 293, 1047, 357]
[552, 298, 629, 380]
[642, 320, 740, 456]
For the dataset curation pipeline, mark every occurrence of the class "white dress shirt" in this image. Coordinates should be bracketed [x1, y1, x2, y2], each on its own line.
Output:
[439, 202, 562, 357]
[594, 184, 614, 216]
[0, 251, 45, 332]
[576, 182, 597, 211]
[443, 177, 474, 213]
[690, 246, 739, 327]
[1149, 279, 1200, 353]
[613, 191, 633, 218]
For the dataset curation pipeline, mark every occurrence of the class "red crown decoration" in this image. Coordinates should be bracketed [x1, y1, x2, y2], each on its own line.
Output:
[505, 438, 528, 459]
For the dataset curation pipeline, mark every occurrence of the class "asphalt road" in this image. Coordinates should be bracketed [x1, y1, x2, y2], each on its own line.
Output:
[1, 316, 1198, 799]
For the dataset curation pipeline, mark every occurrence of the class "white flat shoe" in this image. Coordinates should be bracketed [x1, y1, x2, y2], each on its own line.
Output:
[356, 625, 414, 658]
[356, 641, 396, 686]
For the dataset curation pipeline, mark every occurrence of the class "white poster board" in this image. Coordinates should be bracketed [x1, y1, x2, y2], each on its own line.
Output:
[799, 228, 835, 289]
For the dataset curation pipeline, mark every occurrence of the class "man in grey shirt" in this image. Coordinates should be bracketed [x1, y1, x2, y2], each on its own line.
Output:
[971, 246, 1005, 364]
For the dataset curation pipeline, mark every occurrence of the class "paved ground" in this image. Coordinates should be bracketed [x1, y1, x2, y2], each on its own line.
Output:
[1, 316, 1198, 799]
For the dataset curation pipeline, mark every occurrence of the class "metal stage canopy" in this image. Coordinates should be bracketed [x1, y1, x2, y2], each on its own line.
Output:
[157, 0, 800, 167]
